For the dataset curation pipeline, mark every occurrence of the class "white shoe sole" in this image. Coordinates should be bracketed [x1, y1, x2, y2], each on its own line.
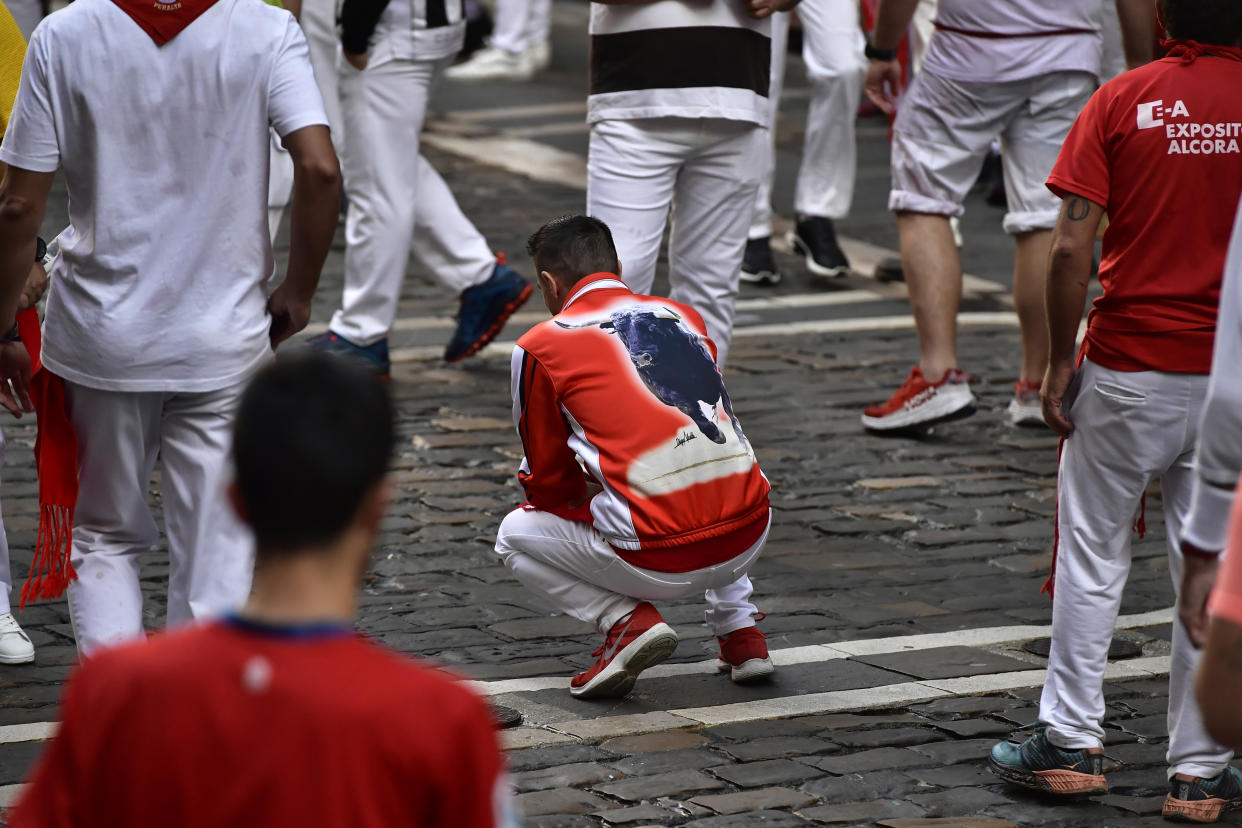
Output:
[861, 383, 977, 432]
[716, 656, 775, 683]
[570, 623, 678, 700]
[739, 269, 781, 286]
[1007, 397, 1046, 428]
[786, 230, 850, 278]
[0, 648, 35, 664]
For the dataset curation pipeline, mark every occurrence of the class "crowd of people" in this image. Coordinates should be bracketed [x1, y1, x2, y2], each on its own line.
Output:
[1, 0, 1242, 824]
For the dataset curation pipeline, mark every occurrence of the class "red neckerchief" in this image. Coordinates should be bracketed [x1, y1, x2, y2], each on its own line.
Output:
[17, 308, 79, 607]
[1161, 39, 1242, 64]
[111, 0, 221, 46]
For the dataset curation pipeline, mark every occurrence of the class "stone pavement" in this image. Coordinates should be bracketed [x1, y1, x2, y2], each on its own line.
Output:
[0, 21, 1232, 827]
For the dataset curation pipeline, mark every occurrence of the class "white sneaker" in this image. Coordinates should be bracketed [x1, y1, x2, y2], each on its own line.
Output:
[445, 45, 540, 82]
[529, 39, 551, 73]
[1007, 381, 1046, 427]
[0, 612, 34, 664]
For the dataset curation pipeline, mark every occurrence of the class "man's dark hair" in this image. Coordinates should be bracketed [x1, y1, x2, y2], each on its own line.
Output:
[233, 352, 394, 552]
[526, 215, 619, 287]
[1161, 0, 1242, 45]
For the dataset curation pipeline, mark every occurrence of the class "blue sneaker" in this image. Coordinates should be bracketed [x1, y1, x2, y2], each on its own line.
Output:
[306, 331, 391, 379]
[988, 728, 1107, 795]
[445, 259, 532, 363]
[1164, 767, 1242, 823]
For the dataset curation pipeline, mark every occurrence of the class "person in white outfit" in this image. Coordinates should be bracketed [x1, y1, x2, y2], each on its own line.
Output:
[0, 0, 341, 655]
[743, 1, 864, 286]
[445, 0, 551, 81]
[586, 0, 799, 368]
[309, 0, 533, 375]
[987, 5, 1242, 819]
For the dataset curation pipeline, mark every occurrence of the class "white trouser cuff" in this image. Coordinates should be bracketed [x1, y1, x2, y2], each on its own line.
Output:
[1003, 209, 1058, 236]
[889, 190, 962, 218]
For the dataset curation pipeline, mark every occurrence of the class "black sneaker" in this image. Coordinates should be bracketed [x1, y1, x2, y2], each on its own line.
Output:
[739, 236, 782, 286]
[1164, 767, 1242, 823]
[787, 215, 850, 278]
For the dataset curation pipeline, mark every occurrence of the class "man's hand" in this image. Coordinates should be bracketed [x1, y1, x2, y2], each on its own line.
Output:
[743, 0, 798, 19]
[1180, 550, 1221, 648]
[267, 282, 313, 348]
[864, 58, 902, 115]
[0, 340, 33, 418]
[343, 50, 368, 71]
[1041, 357, 1077, 437]
[18, 262, 47, 313]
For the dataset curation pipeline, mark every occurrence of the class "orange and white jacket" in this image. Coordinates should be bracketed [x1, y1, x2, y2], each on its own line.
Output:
[510, 273, 771, 573]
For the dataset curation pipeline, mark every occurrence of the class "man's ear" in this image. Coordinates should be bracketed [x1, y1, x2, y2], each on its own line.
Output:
[616, 260, 622, 280]
[227, 481, 251, 527]
[358, 477, 392, 536]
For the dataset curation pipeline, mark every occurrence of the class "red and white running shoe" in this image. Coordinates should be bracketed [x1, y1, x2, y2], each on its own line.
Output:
[716, 625, 775, 683]
[861, 366, 976, 432]
[570, 603, 678, 699]
[1007, 379, 1045, 427]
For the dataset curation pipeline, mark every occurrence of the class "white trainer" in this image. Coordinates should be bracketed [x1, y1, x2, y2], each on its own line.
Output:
[0, 612, 34, 664]
[1008, 381, 1047, 428]
[445, 45, 543, 82]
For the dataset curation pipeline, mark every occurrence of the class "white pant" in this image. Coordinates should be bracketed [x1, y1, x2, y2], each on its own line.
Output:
[750, 2, 864, 238]
[587, 117, 764, 366]
[495, 508, 766, 636]
[1040, 359, 1232, 779]
[489, 0, 551, 54]
[331, 54, 495, 345]
[890, 69, 1093, 235]
[268, 0, 346, 241]
[64, 381, 254, 656]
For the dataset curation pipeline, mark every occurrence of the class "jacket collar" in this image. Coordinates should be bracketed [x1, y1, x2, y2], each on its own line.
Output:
[562, 273, 629, 311]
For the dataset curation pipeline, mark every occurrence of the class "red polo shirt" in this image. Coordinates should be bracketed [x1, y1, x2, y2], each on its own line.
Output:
[1047, 43, 1242, 374]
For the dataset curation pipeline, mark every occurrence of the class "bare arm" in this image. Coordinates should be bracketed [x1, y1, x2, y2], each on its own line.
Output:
[1197, 616, 1242, 746]
[0, 165, 52, 332]
[1041, 194, 1105, 436]
[268, 124, 340, 347]
[1114, 0, 1156, 70]
[863, 0, 920, 114]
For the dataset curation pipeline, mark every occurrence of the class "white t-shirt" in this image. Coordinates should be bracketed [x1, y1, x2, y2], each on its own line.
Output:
[921, 0, 1103, 84]
[372, 0, 465, 63]
[587, 2, 771, 126]
[0, 0, 328, 392]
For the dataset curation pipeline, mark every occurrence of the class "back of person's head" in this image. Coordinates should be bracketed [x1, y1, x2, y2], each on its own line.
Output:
[1161, 0, 1242, 45]
[526, 215, 619, 289]
[232, 352, 394, 555]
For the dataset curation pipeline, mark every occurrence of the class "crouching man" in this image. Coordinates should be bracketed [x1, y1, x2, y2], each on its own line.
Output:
[495, 215, 773, 700]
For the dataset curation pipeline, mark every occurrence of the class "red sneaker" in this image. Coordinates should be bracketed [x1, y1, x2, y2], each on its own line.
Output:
[861, 366, 976, 432]
[716, 625, 774, 683]
[570, 603, 678, 699]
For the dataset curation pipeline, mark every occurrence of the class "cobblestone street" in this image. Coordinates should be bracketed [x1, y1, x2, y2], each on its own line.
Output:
[1, 7, 1234, 824]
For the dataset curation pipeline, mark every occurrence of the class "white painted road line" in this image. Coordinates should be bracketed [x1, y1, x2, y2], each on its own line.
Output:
[386, 311, 1022, 363]
[0, 722, 56, 745]
[500, 656, 1173, 750]
[472, 607, 1171, 697]
[0, 784, 22, 809]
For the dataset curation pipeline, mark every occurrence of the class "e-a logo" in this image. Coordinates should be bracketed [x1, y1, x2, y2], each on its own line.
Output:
[1138, 99, 1189, 130]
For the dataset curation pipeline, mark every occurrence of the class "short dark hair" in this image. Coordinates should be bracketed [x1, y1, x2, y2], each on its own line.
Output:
[526, 215, 619, 288]
[1161, 0, 1242, 45]
[232, 352, 394, 552]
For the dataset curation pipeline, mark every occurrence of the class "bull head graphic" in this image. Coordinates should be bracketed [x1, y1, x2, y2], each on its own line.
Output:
[556, 307, 746, 446]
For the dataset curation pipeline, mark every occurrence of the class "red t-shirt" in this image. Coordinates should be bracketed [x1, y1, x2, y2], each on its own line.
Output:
[1046, 45, 1242, 374]
[9, 620, 512, 828]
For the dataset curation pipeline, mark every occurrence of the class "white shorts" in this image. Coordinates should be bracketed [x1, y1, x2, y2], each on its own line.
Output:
[889, 69, 1095, 235]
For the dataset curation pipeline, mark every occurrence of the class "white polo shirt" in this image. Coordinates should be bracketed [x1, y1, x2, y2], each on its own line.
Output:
[0, 0, 328, 392]
[587, 2, 771, 127]
[922, 0, 1103, 84]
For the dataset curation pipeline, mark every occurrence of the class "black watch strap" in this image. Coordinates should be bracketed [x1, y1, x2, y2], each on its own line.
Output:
[865, 43, 899, 61]
[3, 322, 19, 343]
[35, 236, 46, 263]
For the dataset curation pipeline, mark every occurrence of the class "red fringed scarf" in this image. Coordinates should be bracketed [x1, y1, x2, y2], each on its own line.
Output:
[110, 0, 221, 46]
[18, 307, 78, 608]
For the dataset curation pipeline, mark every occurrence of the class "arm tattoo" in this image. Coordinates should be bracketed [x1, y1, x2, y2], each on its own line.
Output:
[1066, 197, 1092, 222]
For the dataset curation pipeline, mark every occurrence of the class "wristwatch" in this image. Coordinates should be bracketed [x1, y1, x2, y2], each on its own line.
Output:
[35, 236, 46, 264]
[865, 42, 899, 61]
